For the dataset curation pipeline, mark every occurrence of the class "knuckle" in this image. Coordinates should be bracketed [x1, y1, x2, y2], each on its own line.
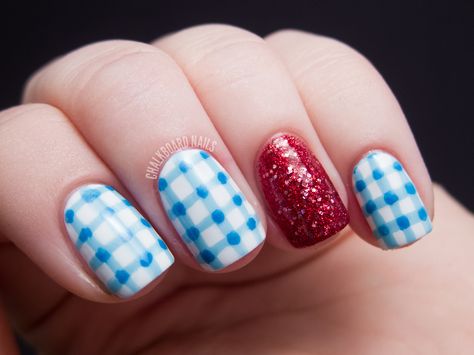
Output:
[308, 36, 370, 70]
[0, 103, 62, 128]
[0, 104, 66, 152]
[266, 30, 389, 110]
[303, 37, 374, 81]
[300, 37, 382, 99]
[25, 40, 171, 108]
[164, 23, 266, 67]
[161, 24, 285, 95]
[273, 32, 380, 97]
[268, 29, 373, 77]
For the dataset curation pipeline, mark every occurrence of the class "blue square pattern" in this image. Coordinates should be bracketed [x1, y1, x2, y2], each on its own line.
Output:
[352, 151, 432, 249]
[158, 149, 265, 270]
[64, 184, 174, 298]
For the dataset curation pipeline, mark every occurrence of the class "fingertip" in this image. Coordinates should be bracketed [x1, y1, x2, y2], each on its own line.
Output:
[350, 150, 433, 250]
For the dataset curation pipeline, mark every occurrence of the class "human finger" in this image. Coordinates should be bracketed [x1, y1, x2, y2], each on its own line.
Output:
[154, 24, 350, 250]
[23, 41, 266, 271]
[266, 30, 433, 249]
[0, 104, 173, 301]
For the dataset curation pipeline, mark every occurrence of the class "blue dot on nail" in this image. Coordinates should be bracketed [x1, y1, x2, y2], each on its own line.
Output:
[65, 209, 74, 223]
[187, 227, 200, 241]
[365, 200, 377, 214]
[211, 209, 225, 224]
[217, 172, 228, 184]
[106, 185, 115, 191]
[393, 161, 403, 171]
[158, 239, 168, 250]
[372, 169, 384, 180]
[200, 249, 215, 263]
[355, 180, 366, 192]
[115, 270, 130, 284]
[200, 151, 210, 159]
[179, 161, 189, 173]
[96, 248, 111, 262]
[105, 207, 115, 214]
[377, 225, 390, 236]
[405, 182, 416, 195]
[196, 185, 208, 198]
[172, 202, 186, 216]
[384, 192, 399, 205]
[141, 218, 151, 227]
[158, 178, 168, 191]
[247, 217, 257, 230]
[140, 252, 153, 267]
[227, 231, 241, 245]
[396, 216, 410, 230]
[79, 227, 92, 242]
[82, 189, 101, 202]
[232, 194, 243, 206]
[418, 208, 428, 221]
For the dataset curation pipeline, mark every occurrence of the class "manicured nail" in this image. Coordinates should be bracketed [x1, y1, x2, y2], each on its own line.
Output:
[158, 149, 265, 271]
[257, 134, 349, 248]
[352, 151, 432, 249]
[64, 184, 174, 298]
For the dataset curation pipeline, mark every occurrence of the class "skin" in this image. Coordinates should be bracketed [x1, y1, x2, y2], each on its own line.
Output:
[0, 25, 472, 353]
[0, 186, 473, 354]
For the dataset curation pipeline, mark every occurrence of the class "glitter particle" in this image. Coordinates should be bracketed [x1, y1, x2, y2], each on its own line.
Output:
[257, 134, 349, 248]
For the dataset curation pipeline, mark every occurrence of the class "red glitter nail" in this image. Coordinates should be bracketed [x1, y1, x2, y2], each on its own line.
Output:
[257, 134, 349, 247]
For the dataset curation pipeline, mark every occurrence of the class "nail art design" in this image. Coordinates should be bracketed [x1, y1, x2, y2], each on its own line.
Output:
[158, 149, 265, 270]
[64, 184, 174, 298]
[353, 151, 432, 249]
[257, 134, 349, 248]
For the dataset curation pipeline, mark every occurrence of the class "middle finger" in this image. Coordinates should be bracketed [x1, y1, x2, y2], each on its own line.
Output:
[154, 24, 350, 249]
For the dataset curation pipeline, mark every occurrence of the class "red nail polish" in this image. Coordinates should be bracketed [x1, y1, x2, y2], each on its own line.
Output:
[257, 134, 349, 247]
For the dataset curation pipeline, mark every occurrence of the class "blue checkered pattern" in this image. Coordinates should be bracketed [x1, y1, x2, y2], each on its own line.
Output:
[64, 184, 174, 298]
[353, 151, 432, 249]
[158, 149, 265, 270]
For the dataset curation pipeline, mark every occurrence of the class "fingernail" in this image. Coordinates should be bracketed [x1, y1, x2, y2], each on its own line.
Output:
[352, 151, 432, 249]
[257, 134, 349, 248]
[64, 184, 174, 298]
[158, 149, 265, 271]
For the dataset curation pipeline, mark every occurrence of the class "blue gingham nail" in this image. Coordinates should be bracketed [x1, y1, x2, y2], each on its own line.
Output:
[64, 184, 174, 297]
[158, 149, 265, 270]
[353, 151, 432, 249]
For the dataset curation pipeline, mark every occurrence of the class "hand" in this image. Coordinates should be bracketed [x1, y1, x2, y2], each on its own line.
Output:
[0, 25, 472, 354]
